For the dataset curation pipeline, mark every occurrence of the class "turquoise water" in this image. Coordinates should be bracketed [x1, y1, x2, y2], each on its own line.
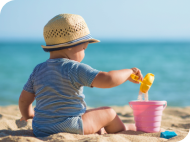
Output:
[0, 41, 190, 107]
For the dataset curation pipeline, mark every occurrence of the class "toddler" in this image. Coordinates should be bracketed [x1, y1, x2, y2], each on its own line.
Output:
[19, 14, 143, 137]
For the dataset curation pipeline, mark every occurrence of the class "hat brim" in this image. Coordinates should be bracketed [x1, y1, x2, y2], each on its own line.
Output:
[41, 38, 100, 49]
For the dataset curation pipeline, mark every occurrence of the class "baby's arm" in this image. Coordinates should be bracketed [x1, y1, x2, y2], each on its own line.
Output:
[92, 68, 142, 88]
[19, 90, 35, 121]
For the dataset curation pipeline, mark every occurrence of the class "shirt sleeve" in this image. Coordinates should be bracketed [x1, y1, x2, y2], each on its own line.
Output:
[23, 71, 35, 94]
[69, 62, 100, 88]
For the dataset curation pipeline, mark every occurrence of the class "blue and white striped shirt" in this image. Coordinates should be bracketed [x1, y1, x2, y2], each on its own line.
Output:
[23, 58, 100, 136]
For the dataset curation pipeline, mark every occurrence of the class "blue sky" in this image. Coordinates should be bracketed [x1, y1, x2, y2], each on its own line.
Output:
[0, 0, 190, 41]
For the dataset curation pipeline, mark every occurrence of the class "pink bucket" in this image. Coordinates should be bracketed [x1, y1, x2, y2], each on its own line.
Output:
[129, 101, 167, 133]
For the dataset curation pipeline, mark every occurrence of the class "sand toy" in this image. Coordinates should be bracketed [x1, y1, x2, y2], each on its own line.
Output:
[130, 73, 155, 93]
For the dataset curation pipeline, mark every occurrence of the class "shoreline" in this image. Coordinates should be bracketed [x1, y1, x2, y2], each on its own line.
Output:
[0, 105, 189, 142]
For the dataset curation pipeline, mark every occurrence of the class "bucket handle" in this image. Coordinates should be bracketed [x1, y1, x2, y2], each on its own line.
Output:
[129, 104, 133, 109]
[163, 101, 167, 110]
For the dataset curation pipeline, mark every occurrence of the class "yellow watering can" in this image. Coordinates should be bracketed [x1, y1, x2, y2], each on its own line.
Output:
[131, 73, 155, 93]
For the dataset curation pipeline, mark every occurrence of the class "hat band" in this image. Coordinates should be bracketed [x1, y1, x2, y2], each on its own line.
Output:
[46, 34, 93, 46]
[43, 41, 93, 52]
[43, 34, 96, 52]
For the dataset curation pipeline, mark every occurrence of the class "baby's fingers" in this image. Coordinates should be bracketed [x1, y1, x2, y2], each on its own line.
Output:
[136, 70, 143, 81]
[131, 67, 143, 81]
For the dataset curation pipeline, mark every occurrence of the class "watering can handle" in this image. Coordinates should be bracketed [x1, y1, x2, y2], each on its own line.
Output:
[163, 101, 167, 110]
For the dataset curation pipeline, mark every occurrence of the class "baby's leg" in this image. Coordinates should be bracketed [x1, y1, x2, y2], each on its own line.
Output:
[97, 124, 136, 134]
[82, 106, 126, 134]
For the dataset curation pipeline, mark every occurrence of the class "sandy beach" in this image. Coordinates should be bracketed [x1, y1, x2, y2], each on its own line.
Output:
[0, 105, 189, 142]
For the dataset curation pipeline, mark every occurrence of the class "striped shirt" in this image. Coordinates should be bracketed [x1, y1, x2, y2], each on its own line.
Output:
[23, 58, 100, 136]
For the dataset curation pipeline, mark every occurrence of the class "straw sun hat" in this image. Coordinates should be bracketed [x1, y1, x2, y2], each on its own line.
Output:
[41, 14, 100, 51]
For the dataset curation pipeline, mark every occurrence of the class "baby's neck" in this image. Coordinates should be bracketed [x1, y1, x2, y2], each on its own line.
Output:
[49, 50, 69, 59]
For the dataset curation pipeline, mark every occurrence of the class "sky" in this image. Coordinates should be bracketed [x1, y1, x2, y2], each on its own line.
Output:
[0, 0, 190, 41]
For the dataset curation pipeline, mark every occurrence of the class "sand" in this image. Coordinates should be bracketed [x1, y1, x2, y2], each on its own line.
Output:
[0, 105, 189, 142]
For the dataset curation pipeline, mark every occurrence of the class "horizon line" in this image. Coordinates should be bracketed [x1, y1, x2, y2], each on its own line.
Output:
[0, 37, 190, 43]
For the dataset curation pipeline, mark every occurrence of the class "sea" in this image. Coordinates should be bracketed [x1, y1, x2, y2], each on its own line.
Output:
[0, 41, 190, 107]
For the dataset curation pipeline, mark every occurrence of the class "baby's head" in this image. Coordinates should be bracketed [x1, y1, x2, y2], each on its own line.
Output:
[41, 14, 100, 62]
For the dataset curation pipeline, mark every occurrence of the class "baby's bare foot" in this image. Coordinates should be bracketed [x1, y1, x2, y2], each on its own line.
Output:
[96, 127, 107, 135]
[125, 124, 137, 131]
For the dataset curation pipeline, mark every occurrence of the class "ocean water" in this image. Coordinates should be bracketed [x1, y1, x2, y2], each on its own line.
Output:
[0, 41, 190, 107]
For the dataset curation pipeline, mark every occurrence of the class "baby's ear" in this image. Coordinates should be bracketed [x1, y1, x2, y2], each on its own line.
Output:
[67, 48, 72, 51]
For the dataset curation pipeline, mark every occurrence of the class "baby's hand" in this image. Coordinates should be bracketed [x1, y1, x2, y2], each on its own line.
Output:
[129, 67, 143, 83]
